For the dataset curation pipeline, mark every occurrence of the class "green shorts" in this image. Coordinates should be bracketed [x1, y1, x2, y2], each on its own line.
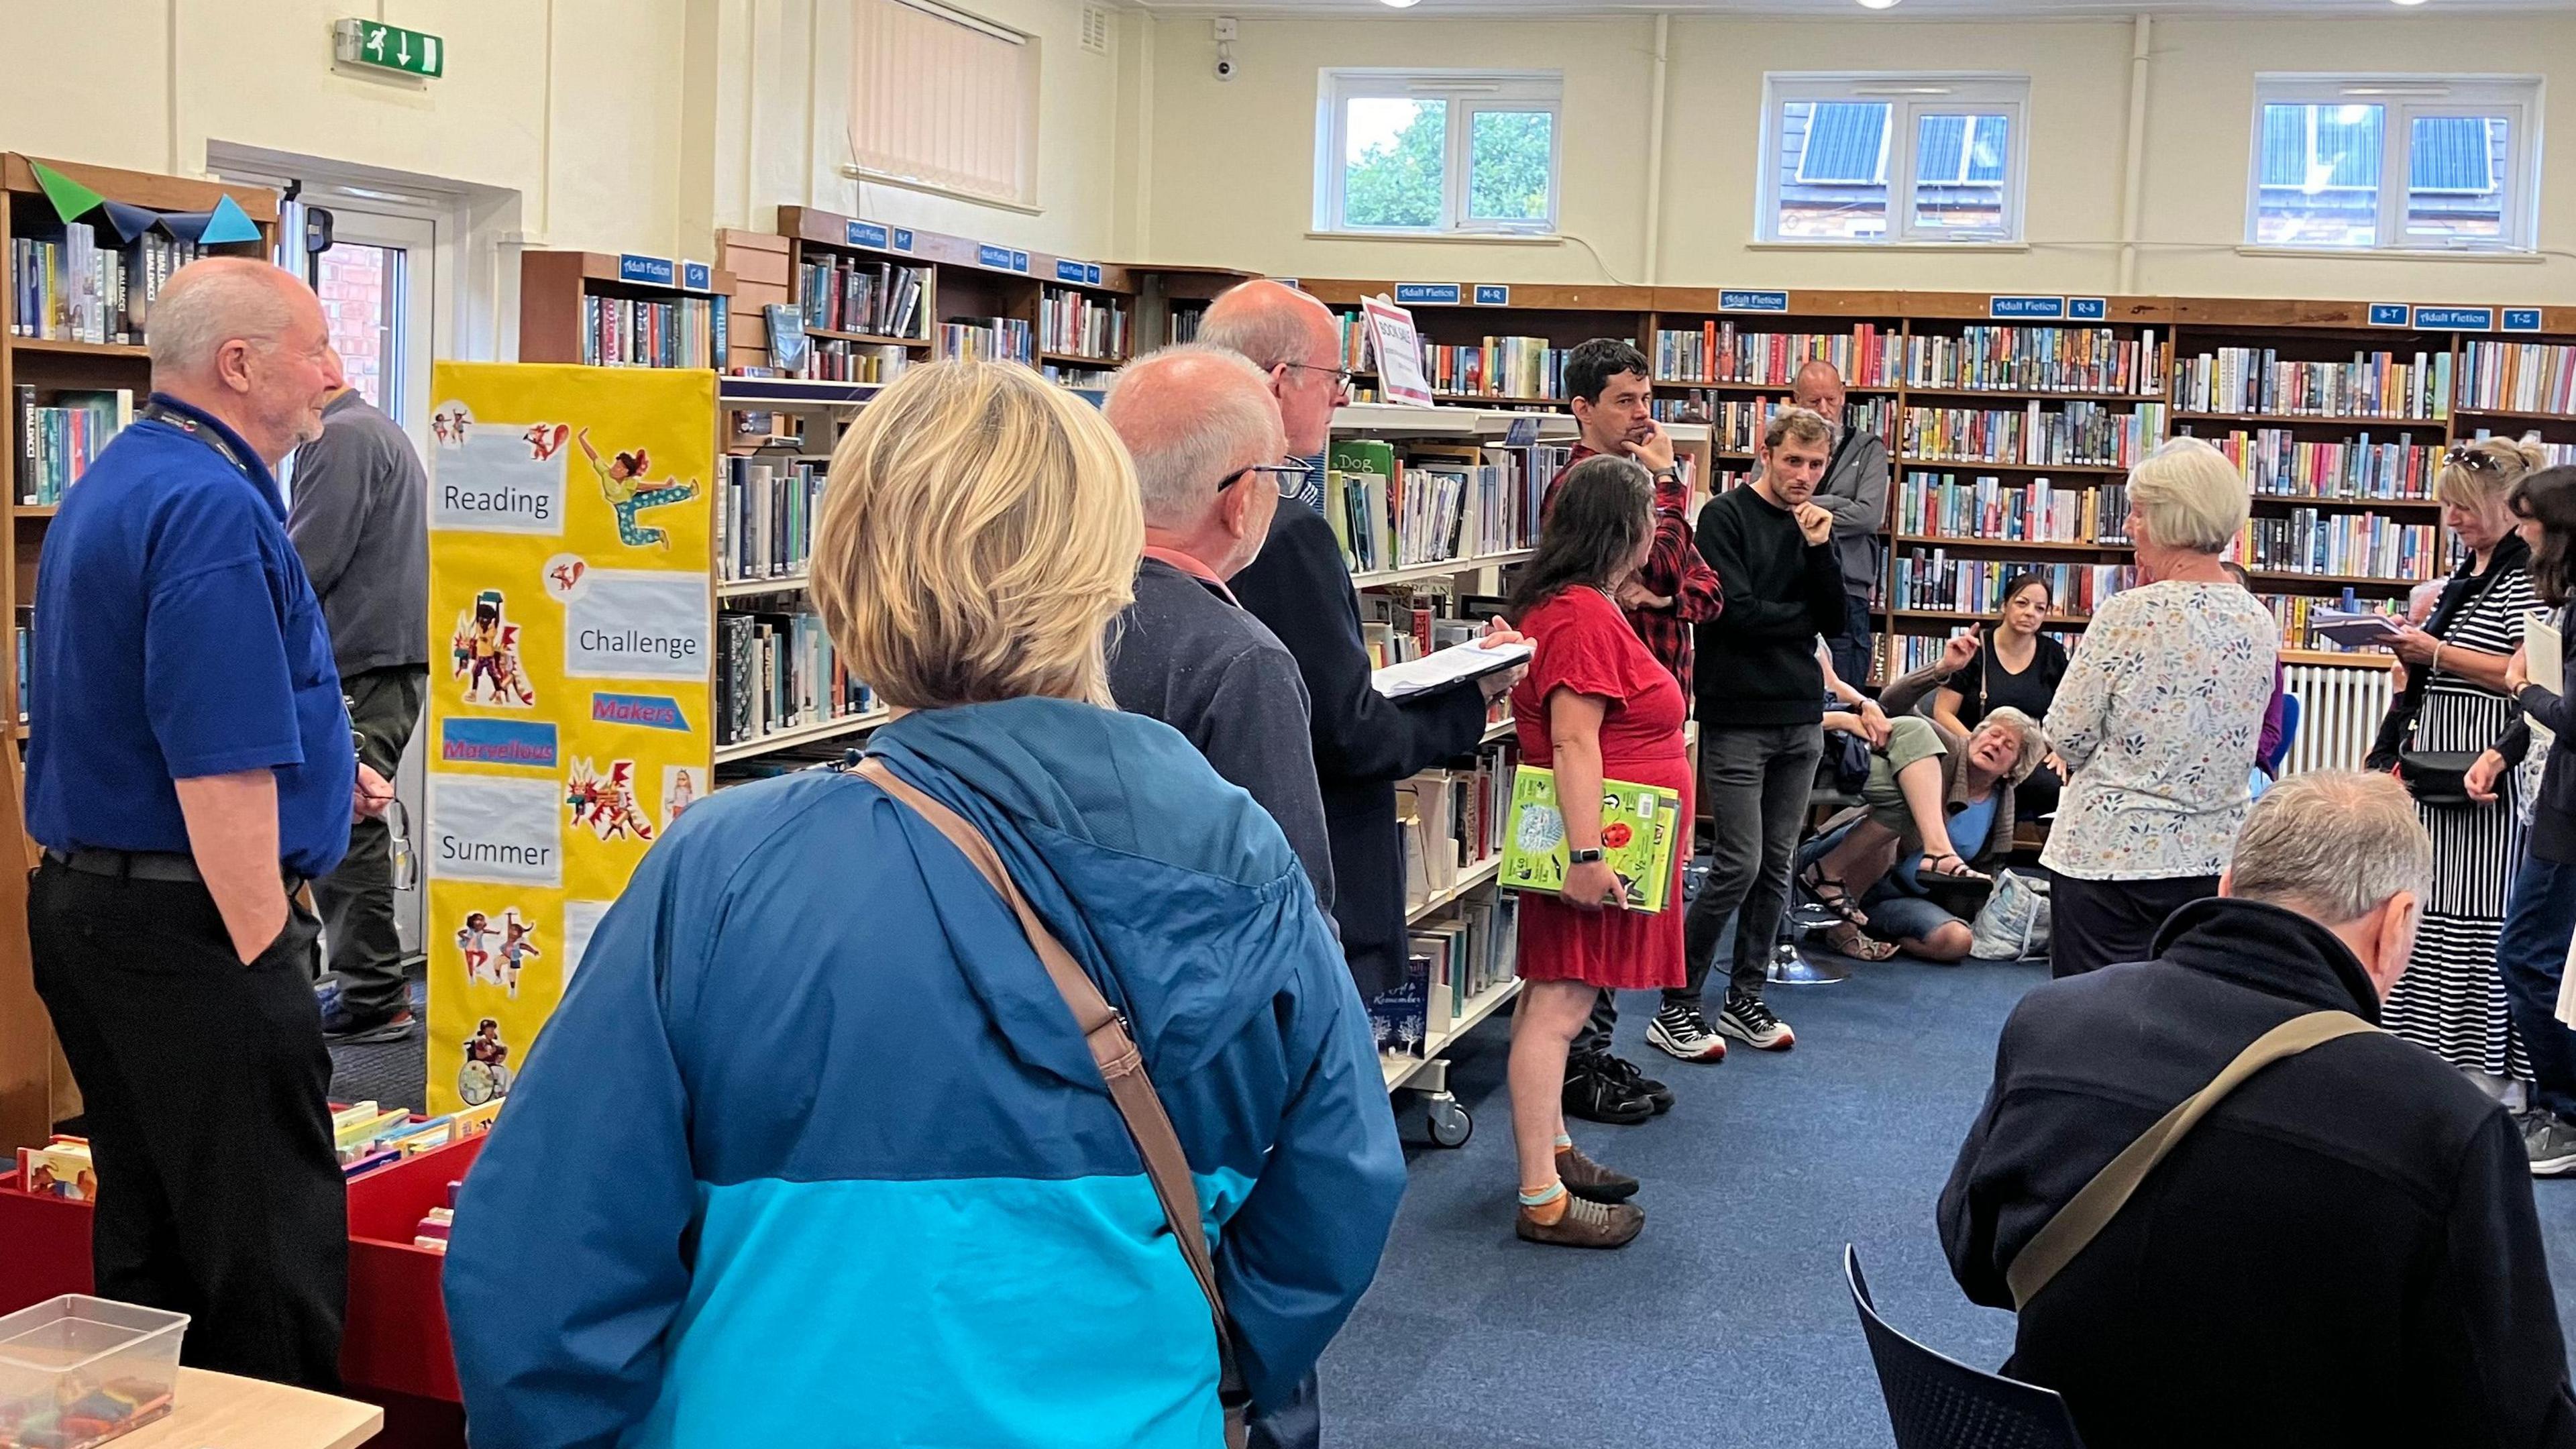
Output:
[1859, 716, 1947, 837]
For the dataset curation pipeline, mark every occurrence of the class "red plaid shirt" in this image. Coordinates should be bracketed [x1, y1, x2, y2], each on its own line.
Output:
[1541, 445, 1723, 696]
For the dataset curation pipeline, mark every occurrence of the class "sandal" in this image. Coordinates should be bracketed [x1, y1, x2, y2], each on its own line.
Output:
[1823, 922, 1900, 962]
[1798, 862, 1870, 926]
[1920, 851, 1990, 884]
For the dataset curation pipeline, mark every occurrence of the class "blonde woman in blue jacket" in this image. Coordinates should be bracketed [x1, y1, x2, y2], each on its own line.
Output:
[443, 360, 1405, 1449]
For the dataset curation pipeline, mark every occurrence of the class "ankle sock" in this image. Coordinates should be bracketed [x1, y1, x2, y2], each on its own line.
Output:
[1518, 1180, 1568, 1223]
[1552, 1133, 1573, 1150]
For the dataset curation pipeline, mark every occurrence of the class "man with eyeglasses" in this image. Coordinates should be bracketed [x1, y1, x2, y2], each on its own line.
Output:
[1104, 345, 1338, 910]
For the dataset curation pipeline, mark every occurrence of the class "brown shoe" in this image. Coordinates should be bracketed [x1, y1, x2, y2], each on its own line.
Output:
[1555, 1145, 1639, 1203]
[1517, 1194, 1645, 1248]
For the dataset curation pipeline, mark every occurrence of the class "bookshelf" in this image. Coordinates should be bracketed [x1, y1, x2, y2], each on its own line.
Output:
[1, 155, 282, 1148]
[516, 250, 735, 369]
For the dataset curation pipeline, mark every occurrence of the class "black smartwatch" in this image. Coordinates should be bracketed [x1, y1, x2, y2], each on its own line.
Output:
[1568, 848, 1605, 865]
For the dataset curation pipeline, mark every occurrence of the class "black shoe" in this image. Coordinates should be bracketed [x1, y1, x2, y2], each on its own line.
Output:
[1563, 1053, 1654, 1126]
[323, 1003, 419, 1044]
[1597, 1052, 1674, 1115]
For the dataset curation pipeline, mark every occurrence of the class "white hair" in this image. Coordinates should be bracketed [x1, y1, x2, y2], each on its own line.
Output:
[1102, 344, 1285, 529]
[2129, 436, 2249, 555]
[146, 258, 300, 379]
[1974, 706, 2051, 785]
[2229, 771, 2432, 925]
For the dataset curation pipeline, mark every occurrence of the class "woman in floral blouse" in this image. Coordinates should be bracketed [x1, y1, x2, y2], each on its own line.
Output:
[2041, 437, 2279, 978]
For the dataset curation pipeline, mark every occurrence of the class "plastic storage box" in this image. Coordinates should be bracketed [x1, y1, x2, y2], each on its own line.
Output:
[0, 1296, 189, 1449]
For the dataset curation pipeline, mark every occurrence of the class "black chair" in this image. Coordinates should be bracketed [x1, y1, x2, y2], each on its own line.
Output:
[1843, 1245, 2087, 1449]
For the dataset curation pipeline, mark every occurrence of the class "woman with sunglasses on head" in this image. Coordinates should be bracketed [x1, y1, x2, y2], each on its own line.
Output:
[1924, 571, 2070, 818]
[2367, 437, 2546, 1097]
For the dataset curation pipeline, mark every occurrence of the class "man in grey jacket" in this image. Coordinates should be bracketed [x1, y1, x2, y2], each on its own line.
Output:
[1793, 360, 1890, 686]
[288, 386, 428, 1042]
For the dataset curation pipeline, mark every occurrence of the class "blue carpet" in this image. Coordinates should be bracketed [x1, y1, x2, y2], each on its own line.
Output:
[1321, 953, 2576, 1449]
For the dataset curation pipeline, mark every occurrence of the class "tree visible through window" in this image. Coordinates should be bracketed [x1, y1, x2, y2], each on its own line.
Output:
[1342, 98, 1446, 230]
[1321, 70, 1561, 234]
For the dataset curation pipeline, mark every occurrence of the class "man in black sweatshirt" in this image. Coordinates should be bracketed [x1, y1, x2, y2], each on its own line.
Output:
[1652, 407, 1862, 1061]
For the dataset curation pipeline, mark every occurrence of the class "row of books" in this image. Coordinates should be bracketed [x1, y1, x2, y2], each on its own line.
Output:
[1899, 400, 2168, 469]
[1891, 551, 2134, 615]
[12, 385, 129, 504]
[1335, 312, 1379, 373]
[1889, 627, 2080, 676]
[1038, 286, 1129, 361]
[2457, 431, 2576, 470]
[1664, 394, 1895, 453]
[1903, 327, 2164, 397]
[1894, 473, 2132, 545]
[1650, 323, 1896, 388]
[1324, 438, 1542, 576]
[2458, 340, 2576, 418]
[329, 1097, 503, 1178]
[800, 258, 929, 339]
[1167, 306, 1204, 345]
[1360, 589, 1494, 669]
[1397, 739, 1518, 910]
[580, 294, 726, 370]
[1373, 892, 1520, 1061]
[716, 608, 877, 747]
[809, 338, 912, 383]
[716, 455, 824, 584]
[2172, 347, 2452, 421]
[2239, 511, 2440, 582]
[1421, 337, 1566, 400]
[2260, 589, 2401, 653]
[7, 226, 207, 345]
[2178, 425, 2440, 500]
[1042, 362, 1116, 391]
[934, 317, 1034, 366]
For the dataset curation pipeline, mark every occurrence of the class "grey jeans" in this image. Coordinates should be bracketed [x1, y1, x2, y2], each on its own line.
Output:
[1674, 722, 1823, 1008]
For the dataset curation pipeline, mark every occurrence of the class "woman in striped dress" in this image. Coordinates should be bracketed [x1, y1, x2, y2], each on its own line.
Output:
[2368, 438, 2548, 1086]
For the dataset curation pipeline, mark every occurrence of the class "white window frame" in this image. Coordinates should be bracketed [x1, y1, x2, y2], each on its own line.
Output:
[1756, 72, 2031, 246]
[2243, 74, 2542, 254]
[1313, 69, 1564, 237]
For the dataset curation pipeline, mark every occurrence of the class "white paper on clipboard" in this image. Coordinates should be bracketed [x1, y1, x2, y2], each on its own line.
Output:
[1362, 296, 1436, 408]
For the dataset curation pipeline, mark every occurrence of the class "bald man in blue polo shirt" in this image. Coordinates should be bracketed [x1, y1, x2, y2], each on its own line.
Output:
[25, 257, 391, 1389]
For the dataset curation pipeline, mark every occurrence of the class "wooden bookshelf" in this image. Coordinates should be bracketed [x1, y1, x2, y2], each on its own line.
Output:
[515, 250, 736, 368]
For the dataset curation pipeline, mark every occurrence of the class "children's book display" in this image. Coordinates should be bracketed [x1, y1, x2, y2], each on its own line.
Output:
[1499, 765, 1684, 914]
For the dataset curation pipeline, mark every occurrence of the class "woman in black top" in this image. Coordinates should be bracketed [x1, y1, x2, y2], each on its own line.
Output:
[2473, 466, 2576, 1174]
[1926, 572, 2069, 816]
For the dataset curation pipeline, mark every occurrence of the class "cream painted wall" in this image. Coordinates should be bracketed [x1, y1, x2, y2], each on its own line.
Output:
[1140, 11, 2576, 305]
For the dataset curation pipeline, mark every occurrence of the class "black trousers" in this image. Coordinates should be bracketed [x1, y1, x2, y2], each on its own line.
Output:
[2046, 871, 2220, 979]
[314, 664, 425, 1018]
[1828, 591, 1876, 689]
[29, 860, 347, 1389]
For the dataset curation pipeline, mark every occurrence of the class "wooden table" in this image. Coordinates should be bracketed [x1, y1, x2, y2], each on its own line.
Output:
[111, 1367, 382, 1449]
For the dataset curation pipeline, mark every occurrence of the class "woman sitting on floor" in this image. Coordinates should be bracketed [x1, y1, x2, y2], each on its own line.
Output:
[1927, 570, 2070, 817]
[1801, 631, 2051, 962]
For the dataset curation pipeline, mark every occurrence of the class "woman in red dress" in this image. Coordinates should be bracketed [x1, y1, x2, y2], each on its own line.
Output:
[1505, 455, 1691, 1250]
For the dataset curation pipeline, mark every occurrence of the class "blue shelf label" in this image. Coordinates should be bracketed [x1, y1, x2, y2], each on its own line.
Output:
[1720, 290, 1790, 313]
[1473, 284, 1511, 307]
[1395, 283, 1461, 306]
[846, 220, 890, 250]
[1989, 295, 2065, 320]
[617, 254, 675, 287]
[1011, 250, 1030, 273]
[680, 260, 712, 292]
[892, 228, 914, 251]
[2068, 297, 2108, 321]
[1085, 264, 1102, 285]
[978, 243, 1014, 269]
[2412, 305, 2494, 331]
[2367, 303, 2410, 327]
[2504, 308, 2544, 333]
[1277, 278, 1300, 289]
[1056, 259, 1089, 283]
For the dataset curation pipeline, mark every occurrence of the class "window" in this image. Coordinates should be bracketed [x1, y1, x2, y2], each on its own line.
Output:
[1759, 74, 2029, 244]
[2247, 75, 2539, 252]
[847, 0, 1040, 210]
[1316, 70, 1562, 235]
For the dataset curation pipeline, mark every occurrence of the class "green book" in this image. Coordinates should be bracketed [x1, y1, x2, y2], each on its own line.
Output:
[1499, 765, 1683, 914]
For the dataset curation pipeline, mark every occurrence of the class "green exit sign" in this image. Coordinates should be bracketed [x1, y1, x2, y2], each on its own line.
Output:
[333, 18, 443, 78]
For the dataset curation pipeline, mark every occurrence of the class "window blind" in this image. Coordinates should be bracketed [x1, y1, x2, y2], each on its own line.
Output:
[850, 0, 1037, 207]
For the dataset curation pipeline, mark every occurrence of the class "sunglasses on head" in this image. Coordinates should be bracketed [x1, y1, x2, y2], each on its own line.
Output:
[2446, 445, 2502, 472]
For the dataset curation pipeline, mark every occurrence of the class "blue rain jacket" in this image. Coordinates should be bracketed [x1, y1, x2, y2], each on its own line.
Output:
[442, 698, 1406, 1449]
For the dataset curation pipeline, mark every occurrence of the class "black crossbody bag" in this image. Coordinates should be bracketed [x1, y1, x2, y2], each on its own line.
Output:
[2389, 555, 2516, 805]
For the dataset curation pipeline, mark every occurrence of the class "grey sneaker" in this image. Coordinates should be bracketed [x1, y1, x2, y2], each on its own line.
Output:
[2526, 1112, 2576, 1177]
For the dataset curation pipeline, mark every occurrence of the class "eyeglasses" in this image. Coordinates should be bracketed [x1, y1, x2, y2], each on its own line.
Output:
[1219, 461, 1312, 497]
[1281, 361, 1355, 394]
[2445, 445, 2502, 472]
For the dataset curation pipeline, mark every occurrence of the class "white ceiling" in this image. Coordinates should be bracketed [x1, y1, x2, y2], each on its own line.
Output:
[1126, 0, 2570, 17]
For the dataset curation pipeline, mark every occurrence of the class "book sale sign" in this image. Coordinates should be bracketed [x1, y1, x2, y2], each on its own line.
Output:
[423, 362, 714, 1113]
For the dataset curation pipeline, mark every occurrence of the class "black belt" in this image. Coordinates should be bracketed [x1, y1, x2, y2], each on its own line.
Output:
[43, 848, 305, 894]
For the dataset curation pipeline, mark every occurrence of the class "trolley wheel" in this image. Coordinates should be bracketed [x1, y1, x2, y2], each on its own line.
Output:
[1426, 1093, 1473, 1148]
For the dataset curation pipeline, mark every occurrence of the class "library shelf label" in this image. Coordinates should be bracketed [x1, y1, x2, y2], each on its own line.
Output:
[2505, 309, 2544, 334]
[590, 691, 692, 733]
[894, 228, 915, 250]
[978, 243, 1015, 270]
[2069, 298, 2108, 321]
[846, 220, 892, 250]
[438, 718, 560, 771]
[1053, 258, 1104, 286]
[431, 431, 566, 533]
[1395, 283, 1462, 306]
[568, 571, 711, 679]
[682, 260, 712, 292]
[2412, 306, 2495, 331]
[618, 253, 678, 287]
[1990, 295, 2067, 321]
[1474, 285, 1511, 307]
[1015, 250, 1032, 274]
[426, 775, 563, 886]
[1720, 290, 1790, 313]
[2368, 304, 2410, 327]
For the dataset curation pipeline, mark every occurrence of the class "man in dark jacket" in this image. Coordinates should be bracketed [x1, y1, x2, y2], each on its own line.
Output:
[1208, 281, 1509, 1004]
[1940, 770, 2576, 1449]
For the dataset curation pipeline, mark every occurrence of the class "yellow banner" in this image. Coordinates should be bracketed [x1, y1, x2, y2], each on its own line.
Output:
[422, 363, 714, 1114]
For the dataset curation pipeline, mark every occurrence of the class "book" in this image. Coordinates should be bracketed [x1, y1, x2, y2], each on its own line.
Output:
[17, 1137, 95, 1199]
[580, 293, 726, 369]
[1039, 286, 1129, 361]
[2174, 347, 2451, 421]
[1372, 640, 1529, 699]
[763, 304, 810, 374]
[1499, 764, 1684, 914]
[1902, 326, 2163, 396]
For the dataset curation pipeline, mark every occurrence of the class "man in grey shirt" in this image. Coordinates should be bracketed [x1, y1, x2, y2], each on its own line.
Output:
[1794, 359, 1891, 686]
[288, 386, 429, 1041]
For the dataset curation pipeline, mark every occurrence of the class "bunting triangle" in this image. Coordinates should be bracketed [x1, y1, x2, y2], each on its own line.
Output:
[28, 161, 103, 226]
[97, 201, 160, 244]
[199, 194, 262, 246]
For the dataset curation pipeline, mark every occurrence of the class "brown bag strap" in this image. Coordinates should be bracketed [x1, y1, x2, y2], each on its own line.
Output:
[2006, 1009, 2379, 1311]
[855, 758, 1248, 1442]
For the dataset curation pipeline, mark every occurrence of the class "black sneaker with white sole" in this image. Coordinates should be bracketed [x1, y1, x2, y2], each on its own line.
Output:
[1562, 1053, 1654, 1126]
[1716, 991, 1794, 1051]
[1597, 1052, 1674, 1114]
[2526, 1111, 2576, 1177]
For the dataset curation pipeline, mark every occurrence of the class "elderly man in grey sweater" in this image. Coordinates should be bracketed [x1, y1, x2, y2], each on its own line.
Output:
[1794, 358, 1892, 688]
[1104, 345, 1336, 915]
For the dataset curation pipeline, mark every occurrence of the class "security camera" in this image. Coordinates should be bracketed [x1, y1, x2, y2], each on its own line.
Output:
[1216, 54, 1237, 81]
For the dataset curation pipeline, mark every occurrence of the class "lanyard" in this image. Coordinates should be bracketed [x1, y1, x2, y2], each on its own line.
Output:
[137, 400, 262, 486]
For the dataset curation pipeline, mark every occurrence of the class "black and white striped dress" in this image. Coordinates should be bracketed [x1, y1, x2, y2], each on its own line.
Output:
[2381, 559, 2536, 1080]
